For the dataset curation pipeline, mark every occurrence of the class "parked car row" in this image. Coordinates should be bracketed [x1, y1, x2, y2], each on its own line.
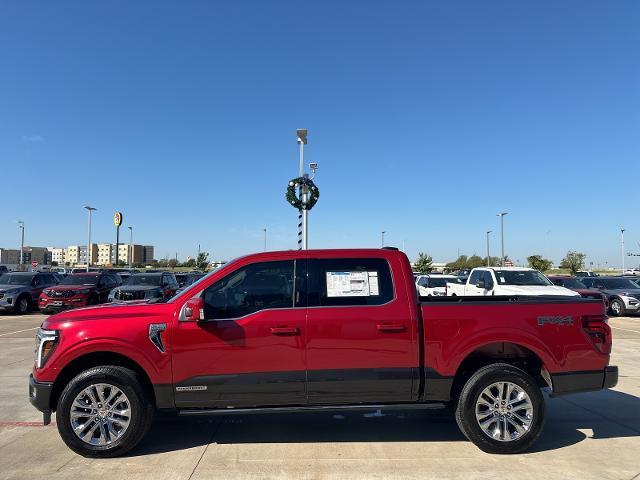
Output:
[413, 267, 640, 317]
[0, 270, 206, 314]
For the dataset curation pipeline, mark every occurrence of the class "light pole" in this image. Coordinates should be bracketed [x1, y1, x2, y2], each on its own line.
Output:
[381, 231, 386, 248]
[128, 226, 133, 268]
[18, 221, 25, 266]
[263, 228, 267, 252]
[486, 230, 492, 266]
[296, 129, 308, 250]
[621, 228, 626, 273]
[497, 212, 508, 266]
[84, 207, 96, 271]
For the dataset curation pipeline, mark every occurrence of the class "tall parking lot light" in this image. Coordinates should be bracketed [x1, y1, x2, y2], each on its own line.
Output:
[84, 206, 96, 271]
[621, 228, 626, 273]
[296, 129, 308, 249]
[486, 231, 492, 266]
[128, 226, 133, 268]
[263, 228, 267, 252]
[381, 231, 386, 248]
[18, 221, 25, 265]
[497, 212, 508, 267]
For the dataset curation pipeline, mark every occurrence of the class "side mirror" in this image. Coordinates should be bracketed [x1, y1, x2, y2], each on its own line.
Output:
[476, 280, 486, 289]
[184, 296, 205, 321]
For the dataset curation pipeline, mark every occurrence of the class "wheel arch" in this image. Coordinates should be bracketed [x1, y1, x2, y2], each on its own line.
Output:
[450, 342, 547, 401]
[50, 351, 156, 413]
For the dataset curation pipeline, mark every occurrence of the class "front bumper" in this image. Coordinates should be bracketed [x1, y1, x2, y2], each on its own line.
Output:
[39, 297, 89, 312]
[0, 296, 16, 311]
[29, 374, 54, 423]
[551, 366, 618, 396]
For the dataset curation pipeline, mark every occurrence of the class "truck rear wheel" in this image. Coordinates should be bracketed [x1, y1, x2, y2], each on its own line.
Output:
[455, 363, 544, 454]
[56, 366, 154, 458]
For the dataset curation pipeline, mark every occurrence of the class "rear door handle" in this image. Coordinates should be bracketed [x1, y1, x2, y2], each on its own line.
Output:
[270, 326, 300, 336]
[376, 324, 406, 332]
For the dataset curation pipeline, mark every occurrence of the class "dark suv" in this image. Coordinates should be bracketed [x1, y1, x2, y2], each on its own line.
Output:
[108, 272, 179, 303]
[0, 272, 59, 314]
[580, 276, 640, 316]
[38, 272, 122, 313]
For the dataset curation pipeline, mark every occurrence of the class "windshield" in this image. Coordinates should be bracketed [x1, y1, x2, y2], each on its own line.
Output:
[600, 278, 640, 289]
[60, 274, 99, 286]
[493, 270, 552, 286]
[0, 274, 34, 285]
[125, 275, 163, 286]
[430, 277, 459, 287]
[559, 278, 586, 289]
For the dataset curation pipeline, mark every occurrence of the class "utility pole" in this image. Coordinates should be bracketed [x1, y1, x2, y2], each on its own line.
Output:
[84, 207, 96, 271]
[486, 230, 492, 266]
[497, 212, 508, 267]
[381, 231, 386, 248]
[621, 228, 626, 273]
[18, 221, 25, 266]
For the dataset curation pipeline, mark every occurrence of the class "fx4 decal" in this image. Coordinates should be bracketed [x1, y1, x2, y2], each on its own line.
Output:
[537, 316, 574, 326]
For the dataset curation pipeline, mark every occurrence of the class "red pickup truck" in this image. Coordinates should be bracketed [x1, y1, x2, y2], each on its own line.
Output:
[29, 248, 617, 457]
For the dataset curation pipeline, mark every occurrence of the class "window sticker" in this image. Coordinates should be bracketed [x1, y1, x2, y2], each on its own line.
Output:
[326, 271, 380, 297]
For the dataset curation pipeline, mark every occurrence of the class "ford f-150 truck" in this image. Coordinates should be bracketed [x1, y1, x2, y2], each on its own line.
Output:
[29, 249, 617, 457]
[446, 267, 580, 297]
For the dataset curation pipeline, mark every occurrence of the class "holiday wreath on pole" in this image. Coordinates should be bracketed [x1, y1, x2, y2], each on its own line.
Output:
[285, 176, 320, 210]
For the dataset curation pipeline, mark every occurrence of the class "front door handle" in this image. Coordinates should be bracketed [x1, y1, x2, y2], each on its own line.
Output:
[270, 326, 300, 336]
[377, 323, 406, 332]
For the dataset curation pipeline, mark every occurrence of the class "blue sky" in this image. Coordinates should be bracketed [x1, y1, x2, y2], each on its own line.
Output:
[1, 1, 638, 267]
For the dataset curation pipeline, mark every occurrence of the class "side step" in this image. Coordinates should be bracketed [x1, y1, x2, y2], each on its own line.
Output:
[179, 402, 447, 416]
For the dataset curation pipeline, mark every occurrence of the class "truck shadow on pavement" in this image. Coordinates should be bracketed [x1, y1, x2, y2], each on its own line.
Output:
[127, 389, 640, 457]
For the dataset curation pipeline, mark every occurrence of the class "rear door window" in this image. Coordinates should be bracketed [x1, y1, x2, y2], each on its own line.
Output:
[308, 258, 394, 307]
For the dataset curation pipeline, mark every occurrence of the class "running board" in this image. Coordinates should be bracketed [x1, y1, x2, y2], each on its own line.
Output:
[179, 402, 447, 416]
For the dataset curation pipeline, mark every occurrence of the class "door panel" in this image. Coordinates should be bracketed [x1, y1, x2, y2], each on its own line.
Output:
[305, 257, 418, 404]
[171, 259, 307, 408]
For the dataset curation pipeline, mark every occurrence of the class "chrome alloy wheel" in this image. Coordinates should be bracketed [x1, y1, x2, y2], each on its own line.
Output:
[475, 381, 534, 442]
[70, 383, 131, 446]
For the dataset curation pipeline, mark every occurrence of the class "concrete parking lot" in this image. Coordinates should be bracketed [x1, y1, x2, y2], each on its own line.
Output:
[0, 313, 638, 480]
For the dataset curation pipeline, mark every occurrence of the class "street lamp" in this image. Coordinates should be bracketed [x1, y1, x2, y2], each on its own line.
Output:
[128, 226, 133, 268]
[381, 231, 386, 248]
[84, 206, 96, 271]
[621, 228, 626, 273]
[17, 221, 25, 266]
[486, 230, 492, 266]
[496, 212, 508, 266]
[296, 129, 308, 250]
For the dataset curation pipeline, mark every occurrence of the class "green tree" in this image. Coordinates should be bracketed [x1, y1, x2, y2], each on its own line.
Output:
[413, 252, 433, 274]
[182, 258, 196, 268]
[466, 254, 485, 269]
[446, 255, 468, 271]
[157, 258, 169, 268]
[196, 251, 210, 271]
[168, 258, 178, 269]
[527, 255, 553, 272]
[559, 251, 586, 274]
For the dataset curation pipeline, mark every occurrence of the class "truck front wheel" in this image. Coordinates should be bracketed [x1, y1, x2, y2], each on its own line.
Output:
[56, 366, 154, 457]
[455, 363, 545, 454]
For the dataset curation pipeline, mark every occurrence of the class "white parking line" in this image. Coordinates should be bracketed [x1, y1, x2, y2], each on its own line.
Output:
[0, 327, 38, 337]
[610, 326, 640, 334]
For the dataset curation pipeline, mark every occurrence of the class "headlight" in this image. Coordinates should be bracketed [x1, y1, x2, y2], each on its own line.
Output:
[42, 289, 51, 295]
[35, 328, 59, 368]
[4, 288, 20, 295]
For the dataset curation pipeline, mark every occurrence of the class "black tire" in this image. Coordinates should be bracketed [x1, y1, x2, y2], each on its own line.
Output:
[609, 298, 625, 317]
[15, 295, 30, 314]
[455, 363, 545, 454]
[56, 366, 154, 458]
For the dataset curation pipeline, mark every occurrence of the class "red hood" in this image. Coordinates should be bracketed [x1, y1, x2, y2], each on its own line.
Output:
[42, 301, 174, 328]
[47, 285, 93, 292]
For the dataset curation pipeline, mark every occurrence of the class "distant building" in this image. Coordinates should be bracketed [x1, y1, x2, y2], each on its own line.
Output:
[0, 248, 20, 265]
[48, 247, 65, 265]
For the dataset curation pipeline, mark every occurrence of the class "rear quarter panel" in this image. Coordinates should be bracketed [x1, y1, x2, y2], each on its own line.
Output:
[421, 298, 609, 376]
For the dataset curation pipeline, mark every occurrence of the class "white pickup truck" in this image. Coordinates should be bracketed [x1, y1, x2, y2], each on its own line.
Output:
[446, 267, 580, 297]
